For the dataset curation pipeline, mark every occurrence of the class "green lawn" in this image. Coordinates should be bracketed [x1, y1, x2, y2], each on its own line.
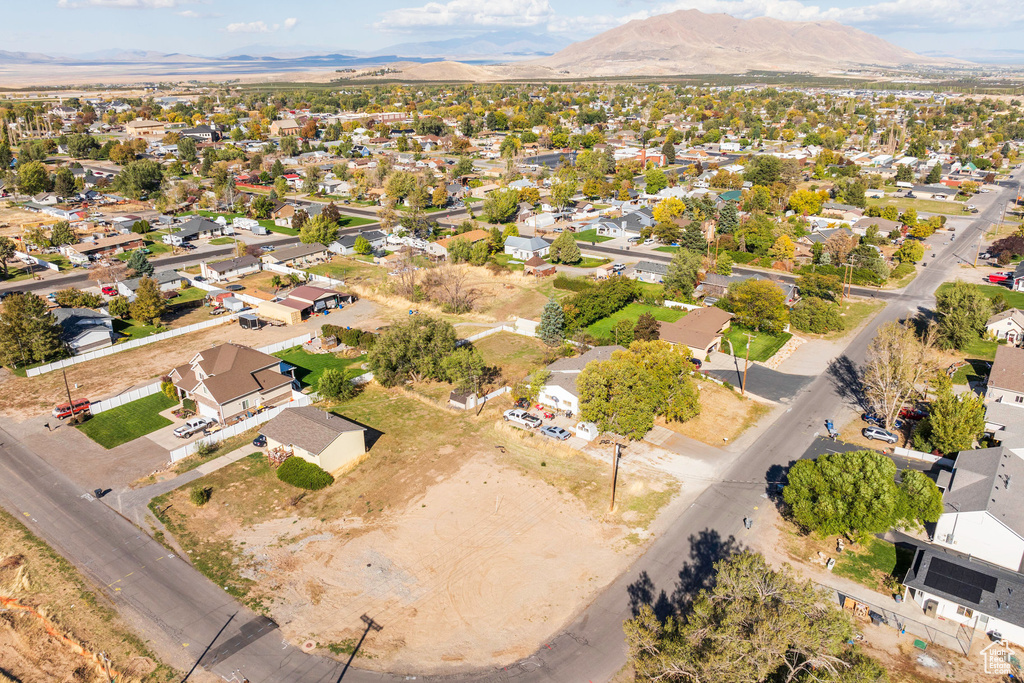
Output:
[491, 253, 525, 271]
[38, 254, 72, 269]
[305, 262, 352, 279]
[209, 237, 236, 245]
[962, 336, 999, 361]
[721, 325, 792, 363]
[338, 215, 377, 228]
[273, 348, 368, 388]
[77, 392, 176, 449]
[549, 255, 611, 269]
[654, 246, 680, 254]
[572, 228, 613, 243]
[951, 358, 992, 385]
[114, 240, 172, 261]
[866, 196, 968, 216]
[168, 286, 206, 304]
[938, 282, 1024, 310]
[833, 537, 915, 593]
[587, 302, 687, 339]
[113, 318, 161, 341]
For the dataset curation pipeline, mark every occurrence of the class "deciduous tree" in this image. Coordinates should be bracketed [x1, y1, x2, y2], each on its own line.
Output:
[128, 277, 166, 325]
[727, 279, 788, 334]
[367, 316, 458, 386]
[299, 214, 338, 245]
[928, 376, 986, 454]
[548, 231, 581, 264]
[935, 280, 991, 350]
[664, 249, 702, 300]
[861, 321, 935, 430]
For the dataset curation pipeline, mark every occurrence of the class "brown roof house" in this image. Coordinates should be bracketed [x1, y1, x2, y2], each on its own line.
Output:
[170, 343, 297, 423]
[988, 345, 1024, 407]
[259, 406, 367, 474]
[987, 309, 1024, 346]
[659, 307, 734, 358]
[524, 255, 556, 277]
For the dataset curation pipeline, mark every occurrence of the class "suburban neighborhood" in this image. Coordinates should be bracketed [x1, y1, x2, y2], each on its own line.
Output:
[2, 5, 1024, 682]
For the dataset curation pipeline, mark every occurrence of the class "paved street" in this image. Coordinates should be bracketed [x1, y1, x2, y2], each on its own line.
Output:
[0, 183, 1010, 682]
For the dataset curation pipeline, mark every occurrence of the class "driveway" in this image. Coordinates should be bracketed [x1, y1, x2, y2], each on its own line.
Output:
[704, 363, 814, 403]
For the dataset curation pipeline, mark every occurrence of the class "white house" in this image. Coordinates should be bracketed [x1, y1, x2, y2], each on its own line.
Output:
[538, 346, 623, 414]
[330, 230, 387, 255]
[116, 270, 188, 300]
[53, 308, 117, 354]
[933, 446, 1024, 571]
[987, 309, 1024, 346]
[503, 236, 551, 261]
[200, 255, 261, 283]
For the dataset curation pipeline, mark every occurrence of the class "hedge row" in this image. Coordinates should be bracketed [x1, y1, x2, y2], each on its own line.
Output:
[322, 324, 377, 350]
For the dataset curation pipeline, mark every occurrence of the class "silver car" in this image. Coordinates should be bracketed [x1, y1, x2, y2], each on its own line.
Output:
[540, 426, 572, 441]
[862, 426, 898, 444]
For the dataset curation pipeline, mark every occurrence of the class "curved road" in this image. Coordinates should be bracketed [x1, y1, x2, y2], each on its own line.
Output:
[0, 187, 1009, 682]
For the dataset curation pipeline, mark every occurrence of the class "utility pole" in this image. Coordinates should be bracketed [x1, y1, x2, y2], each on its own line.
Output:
[609, 442, 621, 512]
[741, 331, 754, 396]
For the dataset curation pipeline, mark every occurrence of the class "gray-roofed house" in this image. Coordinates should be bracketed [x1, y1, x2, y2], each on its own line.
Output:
[697, 273, 799, 306]
[538, 346, 625, 414]
[632, 261, 669, 284]
[1013, 261, 1024, 293]
[987, 309, 1024, 346]
[259, 406, 366, 474]
[594, 209, 654, 238]
[262, 242, 330, 267]
[933, 446, 1024, 571]
[116, 270, 188, 300]
[161, 216, 230, 246]
[169, 343, 297, 423]
[53, 307, 116, 354]
[903, 545, 1024, 646]
[987, 345, 1024, 406]
[331, 230, 387, 255]
[504, 235, 551, 261]
[199, 255, 261, 283]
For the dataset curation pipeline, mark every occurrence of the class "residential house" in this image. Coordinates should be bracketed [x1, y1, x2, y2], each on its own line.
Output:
[331, 230, 387, 256]
[903, 545, 1024, 647]
[852, 216, 903, 236]
[53, 308, 116, 354]
[988, 309, 1024, 346]
[259, 406, 367, 474]
[162, 216, 230, 246]
[697, 273, 799, 306]
[594, 208, 655, 238]
[124, 119, 165, 137]
[262, 242, 330, 267]
[426, 229, 490, 258]
[504, 236, 551, 261]
[632, 261, 668, 284]
[200, 255, 261, 283]
[912, 184, 959, 200]
[169, 343, 297, 423]
[180, 125, 219, 143]
[63, 233, 146, 263]
[280, 285, 347, 314]
[117, 270, 188, 299]
[659, 308, 733, 358]
[1012, 262, 1024, 292]
[524, 256, 556, 277]
[987, 346, 1024, 406]
[821, 202, 865, 220]
[538, 346, 624, 414]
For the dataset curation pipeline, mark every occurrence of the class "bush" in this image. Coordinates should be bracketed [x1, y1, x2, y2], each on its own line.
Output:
[160, 379, 177, 401]
[318, 368, 356, 400]
[277, 456, 334, 490]
[790, 297, 844, 334]
[194, 441, 215, 459]
[553, 273, 594, 292]
[890, 262, 916, 280]
[189, 485, 212, 507]
[182, 397, 196, 413]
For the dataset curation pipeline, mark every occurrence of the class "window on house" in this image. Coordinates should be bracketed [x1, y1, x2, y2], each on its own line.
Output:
[956, 606, 974, 618]
[241, 399, 250, 410]
[1016, 396, 1024, 404]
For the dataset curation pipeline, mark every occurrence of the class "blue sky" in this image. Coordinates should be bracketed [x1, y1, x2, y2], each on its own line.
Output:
[6, 0, 1023, 57]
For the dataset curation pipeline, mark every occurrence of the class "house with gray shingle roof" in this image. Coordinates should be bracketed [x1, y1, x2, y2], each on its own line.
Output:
[538, 346, 624, 414]
[259, 406, 366, 474]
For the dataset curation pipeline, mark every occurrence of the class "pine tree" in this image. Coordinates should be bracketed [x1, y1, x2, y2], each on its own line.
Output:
[661, 138, 676, 165]
[633, 312, 661, 341]
[125, 249, 154, 277]
[538, 299, 565, 346]
[925, 164, 942, 184]
[717, 201, 738, 233]
[0, 293, 67, 366]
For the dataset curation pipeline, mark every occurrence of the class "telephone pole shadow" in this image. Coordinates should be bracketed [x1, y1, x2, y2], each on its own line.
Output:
[336, 614, 383, 682]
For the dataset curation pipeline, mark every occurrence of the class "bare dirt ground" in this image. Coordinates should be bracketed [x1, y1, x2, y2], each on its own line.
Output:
[0, 205, 57, 237]
[0, 300, 380, 421]
[658, 381, 772, 447]
[153, 387, 677, 673]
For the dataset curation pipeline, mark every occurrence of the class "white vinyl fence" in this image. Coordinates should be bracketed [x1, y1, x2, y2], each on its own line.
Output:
[90, 381, 163, 415]
[169, 392, 315, 462]
[258, 333, 314, 355]
[263, 261, 345, 288]
[185, 277, 264, 307]
[27, 314, 240, 377]
[892, 446, 956, 468]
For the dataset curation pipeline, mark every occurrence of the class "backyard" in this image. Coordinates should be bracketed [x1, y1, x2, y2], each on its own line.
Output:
[721, 325, 792, 363]
[571, 228, 613, 243]
[586, 302, 687, 339]
[273, 347, 368, 387]
[77, 392, 176, 449]
[472, 331, 551, 383]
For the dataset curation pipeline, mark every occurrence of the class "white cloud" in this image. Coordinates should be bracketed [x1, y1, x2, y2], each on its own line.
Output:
[376, 0, 554, 30]
[58, 0, 189, 7]
[224, 18, 298, 34]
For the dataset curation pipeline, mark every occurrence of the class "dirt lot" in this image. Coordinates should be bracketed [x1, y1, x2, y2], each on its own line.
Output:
[0, 507, 177, 682]
[659, 381, 772, 446]
[0, 300, 381, 421]
[0, 204, 58, 238]
[152, 386, 675, 673]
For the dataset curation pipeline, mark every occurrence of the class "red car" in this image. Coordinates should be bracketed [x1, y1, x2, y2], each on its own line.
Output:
[899, 406, 928, 421]
[52, 398, 91, 419]
[985, 273, 1011, 284]
[101, 286, 117, 296]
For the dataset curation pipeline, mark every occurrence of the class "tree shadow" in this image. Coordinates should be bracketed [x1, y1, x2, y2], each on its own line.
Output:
[625, 528, 743, 621]
[826, 354, 865, 410]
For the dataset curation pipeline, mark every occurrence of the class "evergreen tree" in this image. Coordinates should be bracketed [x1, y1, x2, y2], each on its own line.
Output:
[925, 164, 942, 184]
[633, 312, 661, 341]
[0, 293, 67, 366]
[717, 202, 738, 233]
[549, 231, 582, 264]
[538, 299, 565, 346]
[125, 249, 154, 277]
[660, 139, 676, 165]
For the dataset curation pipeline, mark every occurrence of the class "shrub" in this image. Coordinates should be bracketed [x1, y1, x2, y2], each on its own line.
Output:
[790, 297, 844, 334]
[277, 456, 334, 490]
[160, 379, 177, 401]
[182, 397, 196, 413]
[553, 273, 594, 292]
[189, 485, 212, 506]
[194, 441, 215, 459]
[318, 369, 356, 400]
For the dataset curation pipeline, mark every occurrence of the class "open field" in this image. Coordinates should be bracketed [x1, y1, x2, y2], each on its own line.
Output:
[866, 196, 968, 216]
[472, 331, 551, 382]
[150, 386, 675, 671]
[0, 506, 175, 682]
[77, 392, 176, 448]
[587, 302, 687, 339]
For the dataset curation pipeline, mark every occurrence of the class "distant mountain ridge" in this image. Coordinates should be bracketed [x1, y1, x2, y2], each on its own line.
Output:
[531, 9, 946, 75]
[376, 30, 568, 58]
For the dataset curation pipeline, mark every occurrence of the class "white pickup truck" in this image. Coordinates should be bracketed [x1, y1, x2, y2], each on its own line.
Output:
[174, 417, 215, 438]
[503, 409, 542, 429]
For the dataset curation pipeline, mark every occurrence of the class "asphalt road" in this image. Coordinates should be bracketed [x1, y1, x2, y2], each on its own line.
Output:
[0, 185, 1007, 682]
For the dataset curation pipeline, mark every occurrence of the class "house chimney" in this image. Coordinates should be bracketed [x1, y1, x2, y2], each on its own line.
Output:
[1007, 475, 1012, 490]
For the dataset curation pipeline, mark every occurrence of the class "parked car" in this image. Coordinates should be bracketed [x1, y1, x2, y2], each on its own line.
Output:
[863, 426, 898, 444]
[688, 358, 703, 369]
[861, 412, 884, 427]
[252, 434, 267, 448]
[540, 426, 572, 441]
[899, 406, 928, 421]
[503, 409, 542, 429]
[611, 263, 625, 273]
[174, 417, 215, 438]
[643, 238, 656, 246]
[52, 398, 91, 420]
[101, 286, 117, 296]
[193, 276, 206, 282]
